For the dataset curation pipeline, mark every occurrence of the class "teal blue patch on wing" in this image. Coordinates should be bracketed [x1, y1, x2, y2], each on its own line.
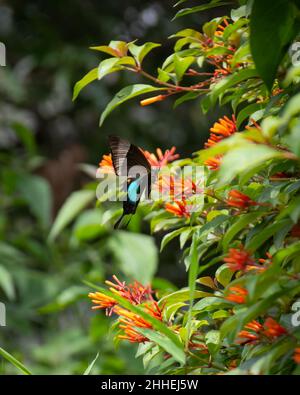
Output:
[128, 180, 140, 203]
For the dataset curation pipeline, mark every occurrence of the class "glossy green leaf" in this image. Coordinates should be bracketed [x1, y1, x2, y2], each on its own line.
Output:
[98, 57, 135, 80]
[222, 211, 266, 250]
[100, 84, 166, 126]
[250, 0, 297, 90]
[215, 264, 234, 288]
[173, 2, 230, 19]
[135, 328, 185, 364]
[128, 42, 161, 66]
[174, 54, 194, 82]
[73, 68, 98, 101]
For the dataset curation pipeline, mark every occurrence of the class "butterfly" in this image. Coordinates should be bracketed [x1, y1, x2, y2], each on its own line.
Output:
[108, 135, 152, 229]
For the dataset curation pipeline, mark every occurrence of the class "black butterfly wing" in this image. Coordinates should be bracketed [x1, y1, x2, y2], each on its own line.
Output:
[108, 135, 151, 175]
[108, 135, 131, 176]
[108, 135, 152, 202]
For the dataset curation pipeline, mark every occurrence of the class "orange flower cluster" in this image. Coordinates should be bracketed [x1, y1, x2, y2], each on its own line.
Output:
[237, 318, 287, 344]
[225, 190, 259, 209]
[143, 147, 179, 168]
[224, 246, 254, 272]
[225, 286, 248, 304]
[88, 275, 164, 343]
[224, 246, 270, 273]
[99, 154, 114, 174]
[116, 302, 163, 343]
[205, 115, 237, 149]
[155, 174, 197, 200]
[204, 115, 237, 170]
[165, 199, 190, 218]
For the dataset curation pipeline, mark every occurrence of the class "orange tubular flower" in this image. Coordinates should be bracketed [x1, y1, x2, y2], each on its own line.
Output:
[237, 320, 263, 344]
[115, 302, 163, 343]
[293, 348, 300, 364]
[224, 246, 254, 272]
[99, 153, 115, 174]
[204, 156, 222, 171]
[245, 320, 263, 333]
[143, 147, 179, 168]
[205, 115, 237, 149]
[225, 286, 248, 304]
[155, 174, 198, 201]
[165, 200, 190, 218]
[88, 292, 117, 316]
[89, 276, 165, 344]
[263, 318, 287, 339]
[105, 275, 154, 305]
[237, 318, 287, 345]
[204, 115, 237, 170]
[236, 330, 260, 344]
[225, 189, 258, 209]
[140, 95, 166, 106]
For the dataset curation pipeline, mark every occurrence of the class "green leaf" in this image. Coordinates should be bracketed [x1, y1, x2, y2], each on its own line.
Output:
[218, 143, 283, 185]
[128, 42, 161, 66]
[100, 84, 166, 126]
[0, 347, 32, 375]
[174, 54, 194, 83]
[205, 330, 220, 355]
[246, 218, 292, 252]
[215, 264, 234, 287]
[18, 175, 52, 228]
[201, 68, 259, 112]
[73, 68, 98, 101]
[98, 57, 135, 80]
[193, 296, 233, 311]
[160, 228, 186, 252]
[84, 352, 99, 375]
[108, 231, 158, 284]
[135, 328, 185, 364]
[159, 288, 211, 307]
[236, 103, 264, 129]
[222, 211, 265, 250]
[173, 2, 230, 19]
[250, 0, 297, 90]
[48, 190, 94, 242]
[186, 233, 199, 346]
[174, 92, 201, 109]
[90, 41, 128, 57]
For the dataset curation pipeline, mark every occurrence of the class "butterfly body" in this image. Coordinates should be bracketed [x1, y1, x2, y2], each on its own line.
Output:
[108, 135, 151, 229]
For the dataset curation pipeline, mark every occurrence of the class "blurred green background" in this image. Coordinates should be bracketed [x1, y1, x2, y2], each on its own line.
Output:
[0, 0, 226, 374]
